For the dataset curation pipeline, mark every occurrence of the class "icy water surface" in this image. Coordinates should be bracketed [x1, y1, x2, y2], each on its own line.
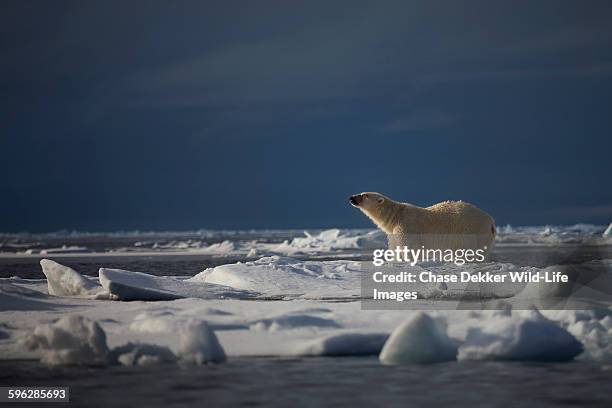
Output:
[1, 227, 610, 278]
[1, 358, 611, 407]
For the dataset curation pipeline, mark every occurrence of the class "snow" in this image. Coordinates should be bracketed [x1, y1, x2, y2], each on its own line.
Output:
[191, 256, 362, 299]
[457, 311, 583, 362]
[379, 312, 458, 364]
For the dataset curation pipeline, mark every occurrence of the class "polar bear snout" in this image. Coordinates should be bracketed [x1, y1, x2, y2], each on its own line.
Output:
[349, 194, 362, 207]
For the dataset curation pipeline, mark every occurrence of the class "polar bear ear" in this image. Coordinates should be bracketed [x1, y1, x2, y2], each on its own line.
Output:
[377, 197, 385, 204]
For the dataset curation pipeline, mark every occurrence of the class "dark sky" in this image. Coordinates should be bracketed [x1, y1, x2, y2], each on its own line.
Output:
[2, 1, 612, 232]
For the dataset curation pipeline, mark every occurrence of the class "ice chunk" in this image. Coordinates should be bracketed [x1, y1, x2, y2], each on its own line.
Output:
[604, 222, 612, 238]
[98, 267, 258, 301]
[458, 313, 583, 362]
[40, 259, 100, 297]
[22, 315, 109, 366]
[109, 343, 177, 366]
[297, 333, 388, 356]
[128, 312, 227, 363]
[178, 320, 226, 364]
[379, 312, 458, 364]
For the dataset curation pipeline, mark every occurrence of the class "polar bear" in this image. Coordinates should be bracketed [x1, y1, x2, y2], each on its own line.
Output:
[349, 192, 496, 256]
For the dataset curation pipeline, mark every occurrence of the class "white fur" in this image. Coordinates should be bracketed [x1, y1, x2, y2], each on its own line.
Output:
[351, 192, 496, 253]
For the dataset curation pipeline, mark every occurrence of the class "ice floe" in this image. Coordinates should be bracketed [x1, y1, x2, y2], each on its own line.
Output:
[99, 267, 257, 301]
[38, 259, 258, 301]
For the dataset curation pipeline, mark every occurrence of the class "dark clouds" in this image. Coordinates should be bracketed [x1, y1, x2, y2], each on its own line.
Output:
[1, 1, 612, 231]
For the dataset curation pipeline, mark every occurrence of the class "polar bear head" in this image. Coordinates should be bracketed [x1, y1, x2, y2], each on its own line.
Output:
[349, 192, 399, 233]
[349, 192, 387, 210]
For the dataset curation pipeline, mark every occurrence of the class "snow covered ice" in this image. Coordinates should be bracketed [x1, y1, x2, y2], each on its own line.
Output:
[379, 312, 458, 364]
[1, 226, 611, 367]
[191, 256, 363, 299]
[457, 310, 583, 362]
[40, 259, 100, 297]
[22, 315, 109, 366]
[99, 267, 258, 301]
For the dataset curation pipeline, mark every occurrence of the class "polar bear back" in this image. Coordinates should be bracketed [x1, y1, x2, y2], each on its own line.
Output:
[422, 200, 494, 235]
[388, 200, 495, 253]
